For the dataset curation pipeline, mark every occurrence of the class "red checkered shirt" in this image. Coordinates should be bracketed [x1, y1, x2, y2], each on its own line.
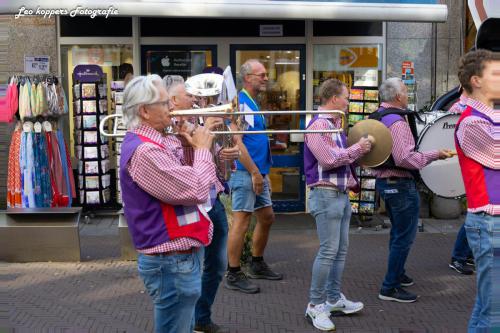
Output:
[448, 94, 468, 114]
[456, 98, 500, 215]
[305, 109, 363, 190]
[127, 124, 215, 254]
[371, 102, 440, 179]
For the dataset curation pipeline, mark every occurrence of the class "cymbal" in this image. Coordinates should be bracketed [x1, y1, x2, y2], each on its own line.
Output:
[347, 119, 393, 168]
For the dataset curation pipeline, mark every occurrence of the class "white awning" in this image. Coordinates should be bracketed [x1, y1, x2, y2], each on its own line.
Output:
[4, 1, 448, 23]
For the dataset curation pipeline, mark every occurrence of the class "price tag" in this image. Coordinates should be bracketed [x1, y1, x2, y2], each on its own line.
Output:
[23, 121, 33, 133]
[42, 121, 52, 132]
[34, 122, 42, 133]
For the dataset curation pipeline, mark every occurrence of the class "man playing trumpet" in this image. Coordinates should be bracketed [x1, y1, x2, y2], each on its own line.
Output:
[304, 78, 372, 331]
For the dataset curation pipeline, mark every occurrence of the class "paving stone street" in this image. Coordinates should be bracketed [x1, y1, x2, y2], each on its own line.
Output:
[1, 214, 474, 332]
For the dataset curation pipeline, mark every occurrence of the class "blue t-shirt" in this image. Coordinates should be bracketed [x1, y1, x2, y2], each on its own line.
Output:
[236, 89, 272, 175]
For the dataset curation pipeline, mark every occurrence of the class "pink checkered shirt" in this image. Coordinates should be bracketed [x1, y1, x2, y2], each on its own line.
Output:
[305, 109, 363, 190]
[448, 94, 469, 114]
[456, 98, 500, 215]
[127, 124, 215, 254]
[371, 102, 440, 179]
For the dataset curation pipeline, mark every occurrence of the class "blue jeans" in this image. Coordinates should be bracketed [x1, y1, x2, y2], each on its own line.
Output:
[464, 212, 498, 330]
[308, 187, 351, 305]
[376, 178, 419, 292]
[137, 249, 203, 333]
[229, 170, 272, 212]
[195, 197, 228, 326]
[452, 224, 473, 262]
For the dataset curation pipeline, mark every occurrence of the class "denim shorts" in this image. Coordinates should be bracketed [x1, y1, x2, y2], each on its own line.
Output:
[229, 170, 272, 212]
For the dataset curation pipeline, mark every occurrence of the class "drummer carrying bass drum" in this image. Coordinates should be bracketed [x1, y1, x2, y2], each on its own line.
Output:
[369, 78, 453, 303]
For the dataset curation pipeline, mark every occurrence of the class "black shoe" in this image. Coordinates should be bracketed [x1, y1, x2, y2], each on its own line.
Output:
[400, 274, 414, 287]
[194, 322, 229, 333]
[378, 287, 418, 303]
[247, 260, 283, 280]
[224, 270, 260, 294]
[465, 257, 475, 269]
[449, 260, 474, 275]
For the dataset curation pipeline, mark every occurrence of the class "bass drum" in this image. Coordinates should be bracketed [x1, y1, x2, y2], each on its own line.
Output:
[417, 112, 465, 198]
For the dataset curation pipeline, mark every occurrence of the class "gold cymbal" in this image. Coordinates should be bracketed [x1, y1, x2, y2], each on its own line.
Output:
[347, 119, 393, 168]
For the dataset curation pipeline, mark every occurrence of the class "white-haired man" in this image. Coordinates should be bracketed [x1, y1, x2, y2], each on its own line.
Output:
[164, 76, 238, 333]
[372, 78, 452, 303]
[120, 75, 217, 333]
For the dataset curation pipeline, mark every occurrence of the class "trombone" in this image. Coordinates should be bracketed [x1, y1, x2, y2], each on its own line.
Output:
[99, 103, 347, 137]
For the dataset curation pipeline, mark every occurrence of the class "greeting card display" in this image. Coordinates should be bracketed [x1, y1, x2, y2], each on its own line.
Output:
[73, 64, 113, 206]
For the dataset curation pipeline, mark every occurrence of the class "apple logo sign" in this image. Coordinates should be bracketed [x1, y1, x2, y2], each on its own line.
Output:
[161, 56, 170, 67]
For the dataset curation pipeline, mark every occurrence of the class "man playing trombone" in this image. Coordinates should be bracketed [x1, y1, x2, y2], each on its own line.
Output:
[119, 75, 217, 333]
[164, 75, 239, 333]
[304, 78, 371, 331]
[225, 59, 282, 294]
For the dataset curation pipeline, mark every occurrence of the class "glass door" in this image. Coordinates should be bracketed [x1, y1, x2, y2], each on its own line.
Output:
[230, 45, 306, 212]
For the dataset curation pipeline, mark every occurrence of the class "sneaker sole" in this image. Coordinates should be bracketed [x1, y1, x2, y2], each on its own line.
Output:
[400, 282, 414, 287]
[223, 282, 260, 294]
[448, 264, 473, 275]
[378, 294, 417, 303]
[246, 272, 283, 280]
[331, 304, 364, 315]
[305, 314, 336, 331]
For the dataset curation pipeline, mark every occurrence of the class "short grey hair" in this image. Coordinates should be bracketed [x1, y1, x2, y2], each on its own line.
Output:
[122, 74, 163, 130]
[239, 59, 260, 79]
[379, 77, 405, 103]
[163, 75, 184, 91]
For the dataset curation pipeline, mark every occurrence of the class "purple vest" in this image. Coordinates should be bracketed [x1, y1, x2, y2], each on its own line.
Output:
[120, 133, 172, 249]
[304, 116, 350, 188]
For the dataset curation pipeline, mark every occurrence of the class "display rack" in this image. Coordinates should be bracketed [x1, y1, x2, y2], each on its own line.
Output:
[73, 65, 114, 209]
[347, 86, 379, 216]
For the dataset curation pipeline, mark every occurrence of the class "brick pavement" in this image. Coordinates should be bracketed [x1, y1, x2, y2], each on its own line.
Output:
[0, 215, 474, 332]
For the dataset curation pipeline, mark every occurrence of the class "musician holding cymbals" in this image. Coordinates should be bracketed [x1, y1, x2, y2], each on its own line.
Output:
[303, 78, 372, 331]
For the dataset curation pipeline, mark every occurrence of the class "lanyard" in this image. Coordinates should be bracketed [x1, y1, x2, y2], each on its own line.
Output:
[241, 89, 265, 125]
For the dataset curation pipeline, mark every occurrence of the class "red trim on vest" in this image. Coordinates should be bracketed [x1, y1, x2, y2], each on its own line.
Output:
[455, 107, 490, 209]
[136, 134, 210, 245]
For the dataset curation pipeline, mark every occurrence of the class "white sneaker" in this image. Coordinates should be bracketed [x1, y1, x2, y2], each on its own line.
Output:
[305, 303, 335, 331]
[325, 293, 364, 314]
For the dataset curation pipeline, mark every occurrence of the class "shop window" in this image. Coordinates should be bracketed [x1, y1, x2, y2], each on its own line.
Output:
[141, 46, 215, 79]
[60, 44, 133, 155]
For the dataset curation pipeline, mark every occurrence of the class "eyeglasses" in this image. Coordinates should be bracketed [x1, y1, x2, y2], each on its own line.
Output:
[247, 73, 268, 79]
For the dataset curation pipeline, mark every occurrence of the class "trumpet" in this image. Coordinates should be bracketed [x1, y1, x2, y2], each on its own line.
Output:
[99, 104, 347, 137]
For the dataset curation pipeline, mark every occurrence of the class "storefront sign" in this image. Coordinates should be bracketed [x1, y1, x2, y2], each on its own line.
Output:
[73, 64, 104, 83]
[24, 56, 50, 74]
[260, 25, 283, 37]
[147, 51, 193, 77]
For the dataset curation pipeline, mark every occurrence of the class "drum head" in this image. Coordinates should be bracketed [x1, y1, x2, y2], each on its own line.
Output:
[417, 113, 465, 198]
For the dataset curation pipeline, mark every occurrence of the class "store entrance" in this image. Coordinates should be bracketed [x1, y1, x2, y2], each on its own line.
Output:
[230, 45, 306, 212]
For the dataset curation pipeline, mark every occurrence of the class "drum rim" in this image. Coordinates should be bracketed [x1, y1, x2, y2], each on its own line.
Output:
[416, 112, 465, 199]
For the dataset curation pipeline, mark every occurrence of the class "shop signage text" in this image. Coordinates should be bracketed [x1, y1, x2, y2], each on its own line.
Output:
[24, 56, 50, 74]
